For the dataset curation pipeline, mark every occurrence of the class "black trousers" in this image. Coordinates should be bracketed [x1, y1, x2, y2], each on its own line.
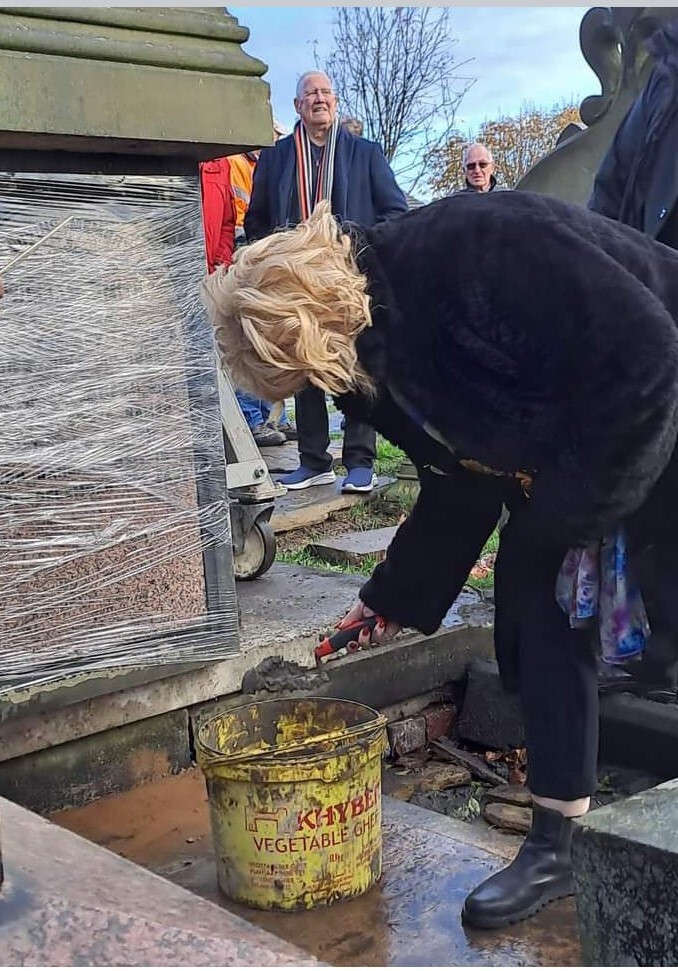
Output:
[295, 384, 376, 472]
[626, 456, 678, 689]
[493, 516, 599, 801]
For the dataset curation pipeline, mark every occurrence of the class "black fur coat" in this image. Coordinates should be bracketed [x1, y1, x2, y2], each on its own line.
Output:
[335, 191, 678, 634]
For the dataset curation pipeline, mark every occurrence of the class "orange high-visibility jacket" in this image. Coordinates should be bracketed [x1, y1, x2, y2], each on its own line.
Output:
[228, 152, 258, 229]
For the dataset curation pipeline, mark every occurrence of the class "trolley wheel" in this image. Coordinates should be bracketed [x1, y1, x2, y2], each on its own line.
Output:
[233, 518, 276, 580]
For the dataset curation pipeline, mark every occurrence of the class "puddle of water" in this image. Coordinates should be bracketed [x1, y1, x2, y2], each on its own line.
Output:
[52, 768, 581, 967]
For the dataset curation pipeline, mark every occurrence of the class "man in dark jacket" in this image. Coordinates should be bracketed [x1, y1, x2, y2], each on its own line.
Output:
[459, 142, 498, 193]
[589, 18, 678, 699]
[203, 189, 678, 929]
[245, 70, 408, 493]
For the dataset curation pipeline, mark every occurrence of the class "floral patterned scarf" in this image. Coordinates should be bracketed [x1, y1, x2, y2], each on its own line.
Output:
[556, 530, 649, 664]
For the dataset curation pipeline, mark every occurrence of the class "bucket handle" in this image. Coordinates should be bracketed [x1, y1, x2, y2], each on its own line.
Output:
[199, 715, 387, 765]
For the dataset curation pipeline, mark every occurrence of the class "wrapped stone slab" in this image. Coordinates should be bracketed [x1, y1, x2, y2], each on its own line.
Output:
[0, 172, 238, 692]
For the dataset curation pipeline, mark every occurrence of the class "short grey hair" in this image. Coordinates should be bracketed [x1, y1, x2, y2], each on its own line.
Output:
[296, 71, 333, 100]
[462, 142, 494, 167]
[341, 116, 364, 137]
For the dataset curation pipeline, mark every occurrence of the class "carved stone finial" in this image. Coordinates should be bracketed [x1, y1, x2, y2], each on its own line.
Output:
[578, 6, 674, 126]
[517, 6, 678, 204]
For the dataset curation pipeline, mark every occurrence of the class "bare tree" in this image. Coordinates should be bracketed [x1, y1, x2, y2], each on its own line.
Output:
[428, 101, 582, 196]
[320, 7, 474, 194]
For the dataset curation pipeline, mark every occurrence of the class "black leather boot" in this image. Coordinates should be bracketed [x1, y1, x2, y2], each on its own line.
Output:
[461, 804, 575, 929]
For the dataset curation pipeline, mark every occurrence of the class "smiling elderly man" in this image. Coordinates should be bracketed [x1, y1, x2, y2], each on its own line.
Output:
[460, 143, 497, 193]
[245, 70, 407, 494]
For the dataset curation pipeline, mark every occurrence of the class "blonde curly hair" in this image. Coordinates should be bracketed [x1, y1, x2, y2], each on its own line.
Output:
[201, 201, 373, 401]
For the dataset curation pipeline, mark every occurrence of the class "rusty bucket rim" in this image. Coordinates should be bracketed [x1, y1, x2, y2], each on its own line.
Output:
[195, 695, 387, 764]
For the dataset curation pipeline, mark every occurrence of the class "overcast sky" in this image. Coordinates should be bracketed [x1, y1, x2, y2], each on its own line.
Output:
[229, 5, 597, 134]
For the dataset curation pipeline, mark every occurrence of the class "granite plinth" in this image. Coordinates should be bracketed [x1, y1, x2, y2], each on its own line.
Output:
[572, 777, 678, 965]
[0, 795, 318, 966]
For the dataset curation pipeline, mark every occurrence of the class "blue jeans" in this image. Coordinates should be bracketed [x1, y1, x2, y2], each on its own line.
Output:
[236, 390, 288, 429]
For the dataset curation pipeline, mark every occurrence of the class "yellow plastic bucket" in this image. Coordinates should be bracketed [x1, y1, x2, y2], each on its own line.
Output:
[195, 696, 387, 911]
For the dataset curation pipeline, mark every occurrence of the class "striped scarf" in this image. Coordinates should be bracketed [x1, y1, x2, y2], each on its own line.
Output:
[293, 117, 340, 221]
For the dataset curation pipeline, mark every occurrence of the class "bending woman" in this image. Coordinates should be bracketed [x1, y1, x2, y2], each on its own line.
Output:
[202, 191, 678, 929]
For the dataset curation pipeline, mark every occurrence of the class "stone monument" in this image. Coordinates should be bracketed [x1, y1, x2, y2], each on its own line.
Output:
[0, 6, 273, 886]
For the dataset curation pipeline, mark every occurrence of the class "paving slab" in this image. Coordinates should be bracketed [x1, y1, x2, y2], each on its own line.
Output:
[51, 766, 582, 967]
[0, 795, 318, 967]
[310, 525, 398, 565]
[271, 475, 393, 534]
[236, 561, 365, 652]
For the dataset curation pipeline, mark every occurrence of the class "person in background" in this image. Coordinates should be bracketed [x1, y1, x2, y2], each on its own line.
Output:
[203, 190, 678, 929]
[227, 119, 295, 446]
[459, 143, 497, 193]
[588, 17, 678, 703]
[200, 155, 236, 276]
[341, 115, 364, 137]
[245, 70, 408, 492]
[200, 152, 286, 448]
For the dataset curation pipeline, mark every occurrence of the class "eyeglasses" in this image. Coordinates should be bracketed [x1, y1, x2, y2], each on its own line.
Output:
[466, 161, 490, 170]
[300, 88, 335, 100]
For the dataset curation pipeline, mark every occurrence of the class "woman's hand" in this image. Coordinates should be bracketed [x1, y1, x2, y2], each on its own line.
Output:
[336, 599, 401, 647]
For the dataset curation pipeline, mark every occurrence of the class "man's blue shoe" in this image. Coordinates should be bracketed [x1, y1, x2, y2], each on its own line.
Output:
[342, 468, 378, 493]
[279, 466, 336, 490]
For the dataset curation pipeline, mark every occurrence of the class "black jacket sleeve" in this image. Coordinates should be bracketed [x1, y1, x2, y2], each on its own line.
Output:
[587, 77, 651, 222]
[244, 148, 273, 242]
[359, 465, 504, 634]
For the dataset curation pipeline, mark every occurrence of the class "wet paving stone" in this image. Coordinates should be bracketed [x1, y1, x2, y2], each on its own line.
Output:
[52, 767, 581, 967]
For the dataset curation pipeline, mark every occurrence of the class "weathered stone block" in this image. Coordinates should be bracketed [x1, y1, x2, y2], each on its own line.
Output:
[0, 709, 190, 814]
[456, 659, 525, 750]
[483, 802, 532, 835]
[0, 8, 272, 168]
[388, 717, 427, 757]
[572, 778, 678, 965]
[599, 693, 678, 778]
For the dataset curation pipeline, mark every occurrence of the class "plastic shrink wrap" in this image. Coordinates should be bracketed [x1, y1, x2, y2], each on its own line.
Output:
[0, 173, 239, 692]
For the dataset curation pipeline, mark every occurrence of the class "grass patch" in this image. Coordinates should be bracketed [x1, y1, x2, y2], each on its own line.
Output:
[274, 432, 499, 592]
[374, 437, 406, 478]
[277, 546, 382, 578]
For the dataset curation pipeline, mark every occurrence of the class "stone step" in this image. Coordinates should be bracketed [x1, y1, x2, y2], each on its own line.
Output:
[259, 440, 342, 475]
[309, 525, 398, 566]
[271, 476, 393, 534]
